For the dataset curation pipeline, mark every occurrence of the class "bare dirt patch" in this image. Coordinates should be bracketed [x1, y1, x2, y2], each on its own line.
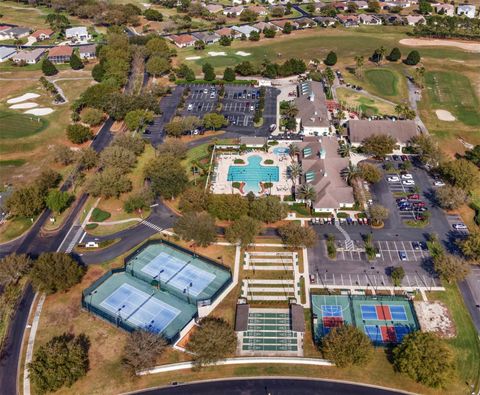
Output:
[435, 109, 456, 121]
[414, 301, 456, 338]
[400, 38, 480, 53]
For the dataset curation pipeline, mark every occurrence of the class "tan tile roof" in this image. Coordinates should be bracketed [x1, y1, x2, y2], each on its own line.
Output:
[348, 120, 418, 144]
[48, 46, 73, 57]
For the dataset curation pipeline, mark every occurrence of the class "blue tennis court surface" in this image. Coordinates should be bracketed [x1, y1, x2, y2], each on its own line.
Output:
[394, 325, 410, 342]
[364, 325, 382, 342]
[321, 305, 343, 317]
[141, 251, 186, 280]
[390, 305, 407, 321]
[361, 305, 378, 320]
[100, 283, 180, 333]
[167, 265, 215, 297]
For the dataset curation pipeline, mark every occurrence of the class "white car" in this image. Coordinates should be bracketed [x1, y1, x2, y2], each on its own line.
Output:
[402, 180, 415, 186]
[203, 88, 208, 94]
[85, 241, 99, 248]
[187, 104, 193, 111]
[387, 176, 400, 182]
[250, 105, 255, 111]
[433, 180, 445, 187]
[401, 174, 413, 180]
[452, 223, 468, 230]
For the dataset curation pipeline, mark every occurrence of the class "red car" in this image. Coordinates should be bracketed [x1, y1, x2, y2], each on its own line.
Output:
[414, 202, 426, 208]
[415, 214, 426, 221]
[408, 194, 420, 200]
[401, 155, 409, 161]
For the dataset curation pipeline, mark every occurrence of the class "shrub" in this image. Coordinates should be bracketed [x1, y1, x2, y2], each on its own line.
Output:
[91, 208, 111, 222]
[66, 124, 93, 144]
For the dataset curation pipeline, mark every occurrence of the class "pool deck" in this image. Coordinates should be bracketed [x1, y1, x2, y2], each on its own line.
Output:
[211, 150, 294, 196]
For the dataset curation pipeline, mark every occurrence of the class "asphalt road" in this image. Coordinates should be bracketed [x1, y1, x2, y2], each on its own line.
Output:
[132, 378, 407, 395]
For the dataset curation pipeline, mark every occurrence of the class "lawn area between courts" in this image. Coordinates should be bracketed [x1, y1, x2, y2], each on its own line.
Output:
[336, 88, 396, 116]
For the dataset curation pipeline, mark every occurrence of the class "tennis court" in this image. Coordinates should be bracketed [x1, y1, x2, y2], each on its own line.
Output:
[311, 294, 419, 345]
[126, 242, 230, 302]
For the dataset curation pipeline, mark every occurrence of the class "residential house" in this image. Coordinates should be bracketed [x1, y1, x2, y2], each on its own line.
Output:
[313, 16, 337, 27]
[296, 136, 355, 213]
[313, 2, 327, 12]
[223, 6, 245, 16]
[359, 14, 382, 25]
[332, 2, 348, 11]
[231, 25, 259, 36]
[405, 15, 426, 25]
[247, 5, 268, 16]
[295, 80, 331, 136]
[337, 14, 360, 27]
[231, 0, 243, 4]
[433, 3, 454, 16]
[384, 0, 412, 8]
[30, 29, 54, 42]
[12, 48, 46, 64]
[271, 19, 300, 30]
[296, 17, 316, 29]
[0, 46, 16, 62]
[192, 31, 221, 44]
[78, 44, 97, 59]
[0, 26, 30, 40]
[48, 45, 73, 64]
[457, 4, 476, 18]
[252, 21, 275, 31]
[65, 26, 91, 41]
[353, 0, 369, 9]
[205, 4, 223, 13]
[382, 14, 405, 25]
[169, 34, 196, 48]
[215, 27, 241, 38]
[347, 119, 419, 151]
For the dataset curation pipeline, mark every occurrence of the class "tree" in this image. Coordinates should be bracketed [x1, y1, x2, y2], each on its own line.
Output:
[239, 9, 258, 22]
[112, 134, 145, 156]
[392, 332, 453, 388]
[123, 188, 154, 214]
[194, 39, 205, 50]
[0, 254, 33, 287]
[369, 204, 389, 226]
[279, 222, 317, 249]
[99, 146, 137, 174]
[394, 104, 416, 120]
[367, 0, 380, 12]
[409, 134, 443, 168]
[87, 168, 132, 198]
[372, 46, 386, 65]
[390, 266, 405, 286]
[387, 47, 401, 62]
[435, 185, 468, 210]
[225, 216, 261, 248]
[288, 163, 302, 188]
[249, 196, 287, 223]
[76, 147, 98, 170]
[405, 50, 421, 66]
[91, 63, 105, 82]
[81, 108, 104, 126]
[354, 55, 364, 77]
[418, 0, 433, 14]
[222, 67, 235, 82]
[324, 51, 337, 66]
[208, 194, 249, 220]
[415, 66, 426, 88]
[464, 145, 480, 167]
[122, 330, 167, 375]
[5, 185, 45, 217]
[186, 317, 236, 367]
[144, 8, 163, 21]
[36, 169, 61, 193]
[156, 139, 187, 158]
[296, 183, 317, 207]
[144, 155, 188, 199]
[249, 30, 260, 41]
[124, 109, 154, 132]
[45, 13, 70, 30]
[219, 35, 231, 46]
[69, 53, 83, 70]
[145, 37, 170, 57]
[146, 56, 171, 77]
[45, 190, 73, 213]
[203, 113, 228, 130]
[235, 61, 256, 76]
[361, 134, 397, 158]
[66, 124, 93, 144]
[29, 333, 89, 394]
[174, 211, 216, 247]
[202, 62, 215, 81]
[341, 162, 359, 186]
[176, 63, 195, 81]
[441, 159, 480, 192]
[358, 163, 382, 183]
[321, 325, 373, 368]
[54, 145, 75, 165]
[433, 253, 470, 283]
[283, 22, 293, 34]
[459, 231, 480, 261]
[30, 252, 85, 294]
[42, 58, 58, 76]
[263, 28, 276, 38]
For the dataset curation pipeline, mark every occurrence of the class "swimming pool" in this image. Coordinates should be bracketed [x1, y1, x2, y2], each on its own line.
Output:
[273, 147, 290, 155]
[227, 155, 279, 193]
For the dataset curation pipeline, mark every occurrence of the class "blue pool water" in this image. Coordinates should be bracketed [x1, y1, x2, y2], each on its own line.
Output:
[273, 147, 290, 155]
[227, 155, 279, 193]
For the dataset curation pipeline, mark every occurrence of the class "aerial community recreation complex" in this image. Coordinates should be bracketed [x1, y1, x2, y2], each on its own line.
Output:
[0, 0, 479, 394]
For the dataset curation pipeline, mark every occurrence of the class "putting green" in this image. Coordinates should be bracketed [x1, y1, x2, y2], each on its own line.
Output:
[364, 69, 399, 97]
[0, 111, 47, 139]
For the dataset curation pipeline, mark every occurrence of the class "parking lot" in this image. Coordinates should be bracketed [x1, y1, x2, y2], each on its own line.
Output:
[184, 84, 219, 116]
[335, 240, 429, 263]
[446, 214, 469, 235]
[221, 85, 262, 129]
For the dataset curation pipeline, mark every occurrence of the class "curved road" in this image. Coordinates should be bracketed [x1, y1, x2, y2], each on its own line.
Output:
[129, 378, 410, 395]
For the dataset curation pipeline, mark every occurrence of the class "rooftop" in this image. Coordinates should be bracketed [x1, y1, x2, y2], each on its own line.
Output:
[295, 80, 330, 129]
[48, 46, 73, 57]
[348, 119, 418, 144]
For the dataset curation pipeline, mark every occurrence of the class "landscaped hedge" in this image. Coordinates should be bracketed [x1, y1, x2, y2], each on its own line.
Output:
[91, 208, 111, 222]
[234, 159, 245, 164]
[264, 159, 274, 165]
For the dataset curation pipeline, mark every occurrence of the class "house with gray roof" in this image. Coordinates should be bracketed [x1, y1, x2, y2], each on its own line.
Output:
[231, 25, 259, 36]
[65, 26, 91, 41]
[12, 48, 45, 64]
[0, 26, 30, 40]
[192, 31, 220, 44]
[0, 46, 16, 62]
[457, 4, 476, 18]
[295, 80, 330, 136]
[78, 44, 97, 59]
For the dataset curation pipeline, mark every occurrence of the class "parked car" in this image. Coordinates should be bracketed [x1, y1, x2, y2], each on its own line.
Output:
[399, 251, 407, 261]
[388, 176, 400, 182]
[413, 202, 426, 208]
[408, 194, 420, 200]
[399, 206, 413, 211]
[452, 223, 468, 230]
[433, 180, 445, 187]
[392, 155, 400, 161]
[396, 197, 408, 203]
[415, 214, 426, 221]
[402, 180, 415, 186]
[401, 174, 413, 180]
[416, 207, 428, 212]
[187, 104, 193, 111]
[309, 274, 316, 284]
[412, 242, 420, 250]
[85, 241, 99, 248]
[203, 88, 208, 94]
[401, 155, 408, 161]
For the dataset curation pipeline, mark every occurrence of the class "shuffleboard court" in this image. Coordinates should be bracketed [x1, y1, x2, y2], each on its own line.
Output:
[100, 283, 180, 333]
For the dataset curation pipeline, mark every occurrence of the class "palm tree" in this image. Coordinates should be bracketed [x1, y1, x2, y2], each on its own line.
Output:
[337, 143, 351, 158]
[354, 55, 364, 77]
[341, 162, 359, 186]
[288, 163, 302, 188]
[289, 143, 300, 160]
[297, 183, 317, 209]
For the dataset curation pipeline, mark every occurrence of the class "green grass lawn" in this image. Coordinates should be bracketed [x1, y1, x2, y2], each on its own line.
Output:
[0, 111, 47, 139]
[0, 217, 32, 243]
[424, 71, 480, 127]
[336, 87, 397, 117]
[364, 68, 399, 97]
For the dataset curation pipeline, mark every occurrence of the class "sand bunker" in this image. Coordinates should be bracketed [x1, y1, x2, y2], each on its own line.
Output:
[400, 38, 480, 53]
[9, 102, 39, 109]
[24, 108, 54, 116]
[7, 93, 40, 104]
[235, 51, 251, 57]
[186, 56, 202, 60]
[414, 301, 455, 338]
[208, 51, 226, 56]
[436, 109, 456, 121]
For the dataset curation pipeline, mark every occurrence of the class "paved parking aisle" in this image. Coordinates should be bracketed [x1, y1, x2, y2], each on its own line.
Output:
[446, 214, 469, 235]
